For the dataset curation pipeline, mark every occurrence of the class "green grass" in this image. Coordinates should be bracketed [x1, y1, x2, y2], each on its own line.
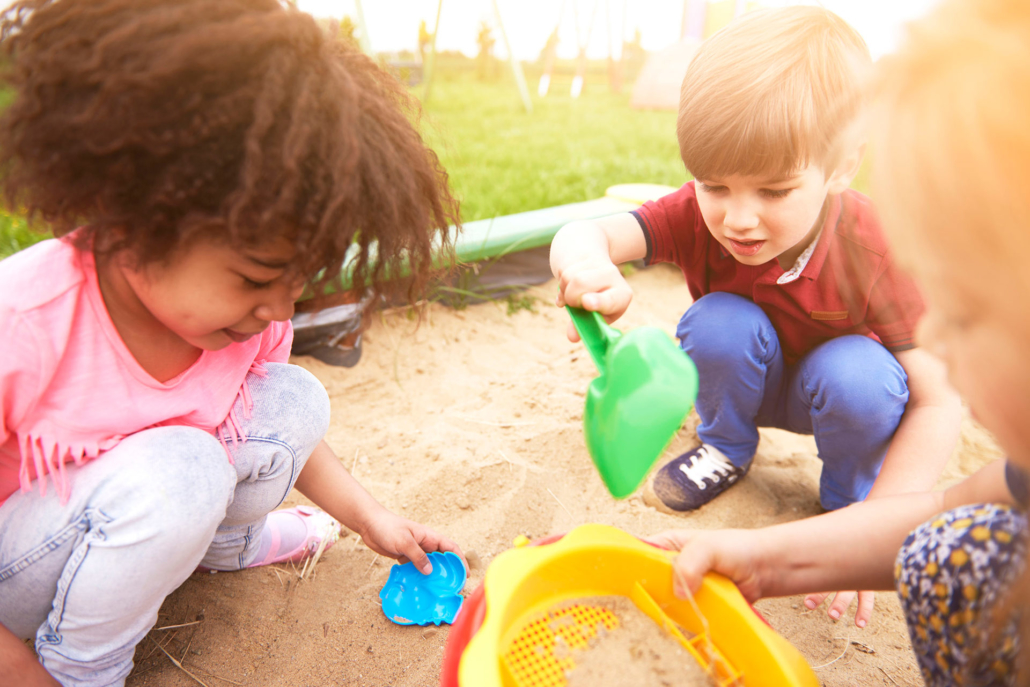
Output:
[0, 208, 44, 258]
[420, 71, 688, 223]
[0, 71, 871, 259]
[0, 83, 50, 259]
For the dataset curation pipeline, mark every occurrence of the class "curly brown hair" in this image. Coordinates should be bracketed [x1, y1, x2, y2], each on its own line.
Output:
[0, 0, 458, 305]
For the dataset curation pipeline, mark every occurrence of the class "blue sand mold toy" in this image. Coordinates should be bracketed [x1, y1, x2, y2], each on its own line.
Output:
[379, 551, 467, 626]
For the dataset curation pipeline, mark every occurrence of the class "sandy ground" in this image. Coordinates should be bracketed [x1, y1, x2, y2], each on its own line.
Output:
[126, 264, 1004, 687]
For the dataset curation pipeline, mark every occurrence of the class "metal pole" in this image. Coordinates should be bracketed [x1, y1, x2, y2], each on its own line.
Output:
[492, 0, 533, 113]
[605, 0, 621, 94]
[353, 0, 373, 55]
[684, 0, 708, 41]
[538, 0, 567, 97]
[571, 0, 598, 98]
[422, 0, 444, 104]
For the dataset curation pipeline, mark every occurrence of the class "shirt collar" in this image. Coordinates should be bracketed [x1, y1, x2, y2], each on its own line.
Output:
[777, 194, 842, 285]
[776, 227, 822, 284]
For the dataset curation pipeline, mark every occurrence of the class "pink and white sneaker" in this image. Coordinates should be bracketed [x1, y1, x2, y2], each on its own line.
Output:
[247, 505, 342, 568]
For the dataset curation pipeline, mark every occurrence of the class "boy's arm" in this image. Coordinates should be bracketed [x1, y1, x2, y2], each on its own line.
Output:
[550, 214, 647, 327]
[866, 348, 963, 498]
[294, 440, 466, 574]
[550, 213, 648, 276]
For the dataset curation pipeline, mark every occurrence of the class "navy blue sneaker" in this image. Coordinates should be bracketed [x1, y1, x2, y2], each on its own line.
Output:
[651, 445, 749, 511]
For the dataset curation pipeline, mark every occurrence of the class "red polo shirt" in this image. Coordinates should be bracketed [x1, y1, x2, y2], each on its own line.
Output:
[632, 182, 924, 366]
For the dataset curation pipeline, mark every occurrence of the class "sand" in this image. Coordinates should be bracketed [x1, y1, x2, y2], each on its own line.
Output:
[554, 596, 713, 687]
[126, 263, 1003, 687]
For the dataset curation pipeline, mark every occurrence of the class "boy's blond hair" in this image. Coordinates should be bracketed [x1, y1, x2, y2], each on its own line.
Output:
[873, 0, 1030, 324]
[677, 6, 870, 181]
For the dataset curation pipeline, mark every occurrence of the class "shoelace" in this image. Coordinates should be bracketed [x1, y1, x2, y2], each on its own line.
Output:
[677, 446, 736, 490]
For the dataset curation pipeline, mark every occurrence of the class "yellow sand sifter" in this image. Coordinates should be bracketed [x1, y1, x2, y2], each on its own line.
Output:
[440, 524, 819, 687]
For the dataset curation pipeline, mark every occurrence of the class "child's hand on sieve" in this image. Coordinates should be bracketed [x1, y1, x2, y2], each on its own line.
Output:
[646, 528, 767, 603]
[651, 528, 878, 628]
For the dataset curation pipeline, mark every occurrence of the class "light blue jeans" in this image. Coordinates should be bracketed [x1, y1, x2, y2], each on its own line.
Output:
[678, 293, 910, 510]
[0, 363, 329, 687]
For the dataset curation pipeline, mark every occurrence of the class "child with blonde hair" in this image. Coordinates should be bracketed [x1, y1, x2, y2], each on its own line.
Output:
[550, 5, 961, 625]
[0, 2, 464, 685]
[651, 0, 1030, 683]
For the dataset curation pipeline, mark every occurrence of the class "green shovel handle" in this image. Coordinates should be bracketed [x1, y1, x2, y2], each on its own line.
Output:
[566, 306, 621, 372]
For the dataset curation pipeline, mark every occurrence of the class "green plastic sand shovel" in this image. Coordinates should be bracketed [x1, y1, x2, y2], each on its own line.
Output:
[567, 306, 699, 499]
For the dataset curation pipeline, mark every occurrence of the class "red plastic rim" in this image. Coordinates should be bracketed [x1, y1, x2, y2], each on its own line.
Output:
[440, 534, 563, 687]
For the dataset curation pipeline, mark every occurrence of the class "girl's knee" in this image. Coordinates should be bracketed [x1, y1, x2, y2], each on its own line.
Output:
[897, 504, 1028, 602]
[106, 426, 235, 524]
[896, 504, 1026, 686]
[257, 363, 330, 446]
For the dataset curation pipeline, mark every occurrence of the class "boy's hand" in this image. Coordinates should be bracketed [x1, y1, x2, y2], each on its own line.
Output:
[555, 256, 634, 342]
[804, 590, 876, 627]
[358, 510, 466, 575]
[646, 528, 766, 603]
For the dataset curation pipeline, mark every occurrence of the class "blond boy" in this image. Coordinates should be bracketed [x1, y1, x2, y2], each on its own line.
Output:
[551, 7, 960, 539]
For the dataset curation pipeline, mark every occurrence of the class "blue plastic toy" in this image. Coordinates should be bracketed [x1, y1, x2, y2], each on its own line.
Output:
[379, 551, 467, 626]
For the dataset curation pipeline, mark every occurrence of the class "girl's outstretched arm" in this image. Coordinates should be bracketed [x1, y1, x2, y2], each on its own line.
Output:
[866, 349, 963, 498]
[649, 459, 1013, 604]
[802, 351, 962, 624]
[293, 440, 466, 575]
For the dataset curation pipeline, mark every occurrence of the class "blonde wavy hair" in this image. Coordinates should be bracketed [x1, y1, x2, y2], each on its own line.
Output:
[874, 1, 1030, 682]
[873, 0, 1030, 331]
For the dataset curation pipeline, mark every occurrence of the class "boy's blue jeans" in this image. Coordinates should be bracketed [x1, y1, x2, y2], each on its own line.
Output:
[678, 293, 909, 510]
[0, 363, 329, 687]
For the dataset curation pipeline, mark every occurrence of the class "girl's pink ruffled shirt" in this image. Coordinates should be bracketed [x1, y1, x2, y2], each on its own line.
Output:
[0, 239, 293, 506]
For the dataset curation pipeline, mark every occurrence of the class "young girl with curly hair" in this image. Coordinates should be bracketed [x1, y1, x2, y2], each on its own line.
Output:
[0, 1, 464, 685]
[652, 0, 1030, 683]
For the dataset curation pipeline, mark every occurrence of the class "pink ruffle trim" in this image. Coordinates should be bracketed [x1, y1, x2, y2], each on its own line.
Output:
[215, 361, 269, 462]
[17, 360, 270, 504]
[18, 433, 122, 505]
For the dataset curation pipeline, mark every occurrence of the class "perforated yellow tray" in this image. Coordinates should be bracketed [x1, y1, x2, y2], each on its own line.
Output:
[500, 585, 740, 687]
[458, 524, 818, 687]
[503, 602, 619, 686]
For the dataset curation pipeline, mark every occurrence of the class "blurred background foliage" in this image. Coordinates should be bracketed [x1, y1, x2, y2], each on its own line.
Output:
[0, 25, 871, 260]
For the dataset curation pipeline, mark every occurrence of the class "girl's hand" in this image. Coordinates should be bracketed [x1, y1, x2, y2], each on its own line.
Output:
[358, 510, 466, 575]
[295, 442, 466, 576]
[646, 528, 767, 602]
